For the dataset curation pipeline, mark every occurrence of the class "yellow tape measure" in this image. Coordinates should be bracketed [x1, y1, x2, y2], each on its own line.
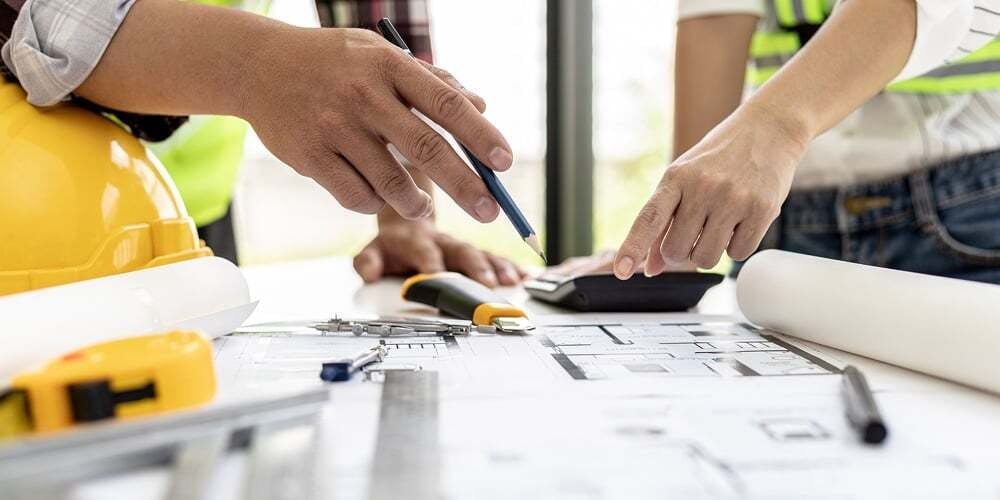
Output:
[401, 272, 534, 333]
[0, 331, 216, 439]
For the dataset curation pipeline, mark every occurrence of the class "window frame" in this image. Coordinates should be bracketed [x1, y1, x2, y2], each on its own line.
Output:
[545, 0, 595, 262]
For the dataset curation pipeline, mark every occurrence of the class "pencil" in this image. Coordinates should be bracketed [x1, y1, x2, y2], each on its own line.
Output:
[376, 17, 547, 263]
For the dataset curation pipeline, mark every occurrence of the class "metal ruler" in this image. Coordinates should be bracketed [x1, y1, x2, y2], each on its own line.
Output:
[0, 387, 329, 500]
[368, 370, 442, 500]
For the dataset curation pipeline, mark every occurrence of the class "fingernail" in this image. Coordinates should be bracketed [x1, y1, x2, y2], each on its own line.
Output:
[502, 269, 518, 283]
[362, 198, 385, 215]
[488, 147, 513, 171]
[466, 89, 483, 102]
[360, 266, 375, 282]
[665, 257, 684, 266]
[614, 257, 634, 279]
[480, 270, 497, 286]
[474, 197, 497, 221]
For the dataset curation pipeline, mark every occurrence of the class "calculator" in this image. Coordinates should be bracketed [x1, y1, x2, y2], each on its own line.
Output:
[523, 272, 724, 312]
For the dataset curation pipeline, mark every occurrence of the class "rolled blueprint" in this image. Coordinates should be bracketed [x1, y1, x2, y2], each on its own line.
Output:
[737, 250, 1000, 394]
[0, 257, 253, 381]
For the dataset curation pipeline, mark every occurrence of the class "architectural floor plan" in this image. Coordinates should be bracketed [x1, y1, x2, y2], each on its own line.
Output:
[205, 315, 1000, 500]
[538, 321, 835, 380]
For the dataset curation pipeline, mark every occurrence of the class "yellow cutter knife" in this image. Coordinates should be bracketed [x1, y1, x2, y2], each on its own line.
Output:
[401, 272, 534, 333]
[0, 331, 216, 439]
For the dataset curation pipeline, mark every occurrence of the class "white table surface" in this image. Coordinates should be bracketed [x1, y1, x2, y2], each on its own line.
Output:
[241, 256, 996, 399]
[64, 257, 1000, 499]
[241, 259, 1000, 447]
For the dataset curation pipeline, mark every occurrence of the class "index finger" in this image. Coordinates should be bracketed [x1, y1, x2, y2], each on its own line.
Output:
[614, 184, 682, 280]
[416, 60, 487, 113]
[353, 243, 385, 283]
[391, 58, 513, 171]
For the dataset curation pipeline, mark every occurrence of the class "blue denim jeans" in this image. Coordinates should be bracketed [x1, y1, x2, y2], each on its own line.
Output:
[732, 150, 1000, 284]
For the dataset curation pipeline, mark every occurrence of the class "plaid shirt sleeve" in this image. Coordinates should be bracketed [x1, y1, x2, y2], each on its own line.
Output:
[2, 0, 137, 106]
[0, 0, 184, 141]
[315, 0, 434, 63]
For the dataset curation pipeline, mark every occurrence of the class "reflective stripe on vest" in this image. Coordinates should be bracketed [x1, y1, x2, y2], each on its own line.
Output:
[748, 15, 1000, 94]
[774, 0, 829, 27]
[747, 31, 800, 88]
[887, 41, 1000, 93]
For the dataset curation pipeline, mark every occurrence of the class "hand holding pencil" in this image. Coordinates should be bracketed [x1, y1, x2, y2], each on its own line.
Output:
[377, 17, 546, 263]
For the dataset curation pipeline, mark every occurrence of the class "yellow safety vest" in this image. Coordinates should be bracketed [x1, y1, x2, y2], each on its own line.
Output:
[145, 115, 248, 227]
[748, 0, 1000, 94]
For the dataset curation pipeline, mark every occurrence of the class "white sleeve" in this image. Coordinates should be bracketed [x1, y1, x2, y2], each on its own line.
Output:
[1, 0, 136, 107]
[895, 0, 1000, 81]
[677, 0, 766, 21]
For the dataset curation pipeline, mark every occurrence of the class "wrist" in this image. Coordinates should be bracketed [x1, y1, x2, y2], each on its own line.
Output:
[234, 20, 299, 120]
[737, 98, 814, 153]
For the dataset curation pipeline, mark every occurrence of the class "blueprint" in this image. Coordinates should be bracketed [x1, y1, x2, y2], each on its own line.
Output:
[213, 318, 834, 395]
[538, 321, 834, 380]
[203, 315, 1000, 500]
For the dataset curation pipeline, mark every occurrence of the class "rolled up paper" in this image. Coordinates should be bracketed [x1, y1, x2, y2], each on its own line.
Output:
[0, 257, 253, 381]
[737, 250, 1000, 394]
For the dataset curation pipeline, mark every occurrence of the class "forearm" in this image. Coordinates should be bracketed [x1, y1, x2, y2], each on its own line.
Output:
[743, 0, 917, 144]
[76, 0, 283, 118]
[673, 14, 757, 159]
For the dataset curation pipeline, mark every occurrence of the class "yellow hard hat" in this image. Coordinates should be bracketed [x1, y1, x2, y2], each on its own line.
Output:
[0, 82, 212, 296]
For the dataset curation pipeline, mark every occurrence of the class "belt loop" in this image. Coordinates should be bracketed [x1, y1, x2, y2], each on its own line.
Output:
[776, 205, 785, 249]
[908, 170, 938, 231]
[762, 204, 785, 250]
[757, 212, 781, 251]
[833, 188, 851, 259]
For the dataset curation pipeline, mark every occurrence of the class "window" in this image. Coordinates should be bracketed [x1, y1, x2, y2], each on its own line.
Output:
[593, 1, 677, 253]
[427, 0, 547, 265]
[234, 0, 547, 266]
[233, 1, 721, 270]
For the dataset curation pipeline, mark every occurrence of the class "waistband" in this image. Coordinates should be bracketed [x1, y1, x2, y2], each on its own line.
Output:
[782, 149, 1000, 232]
